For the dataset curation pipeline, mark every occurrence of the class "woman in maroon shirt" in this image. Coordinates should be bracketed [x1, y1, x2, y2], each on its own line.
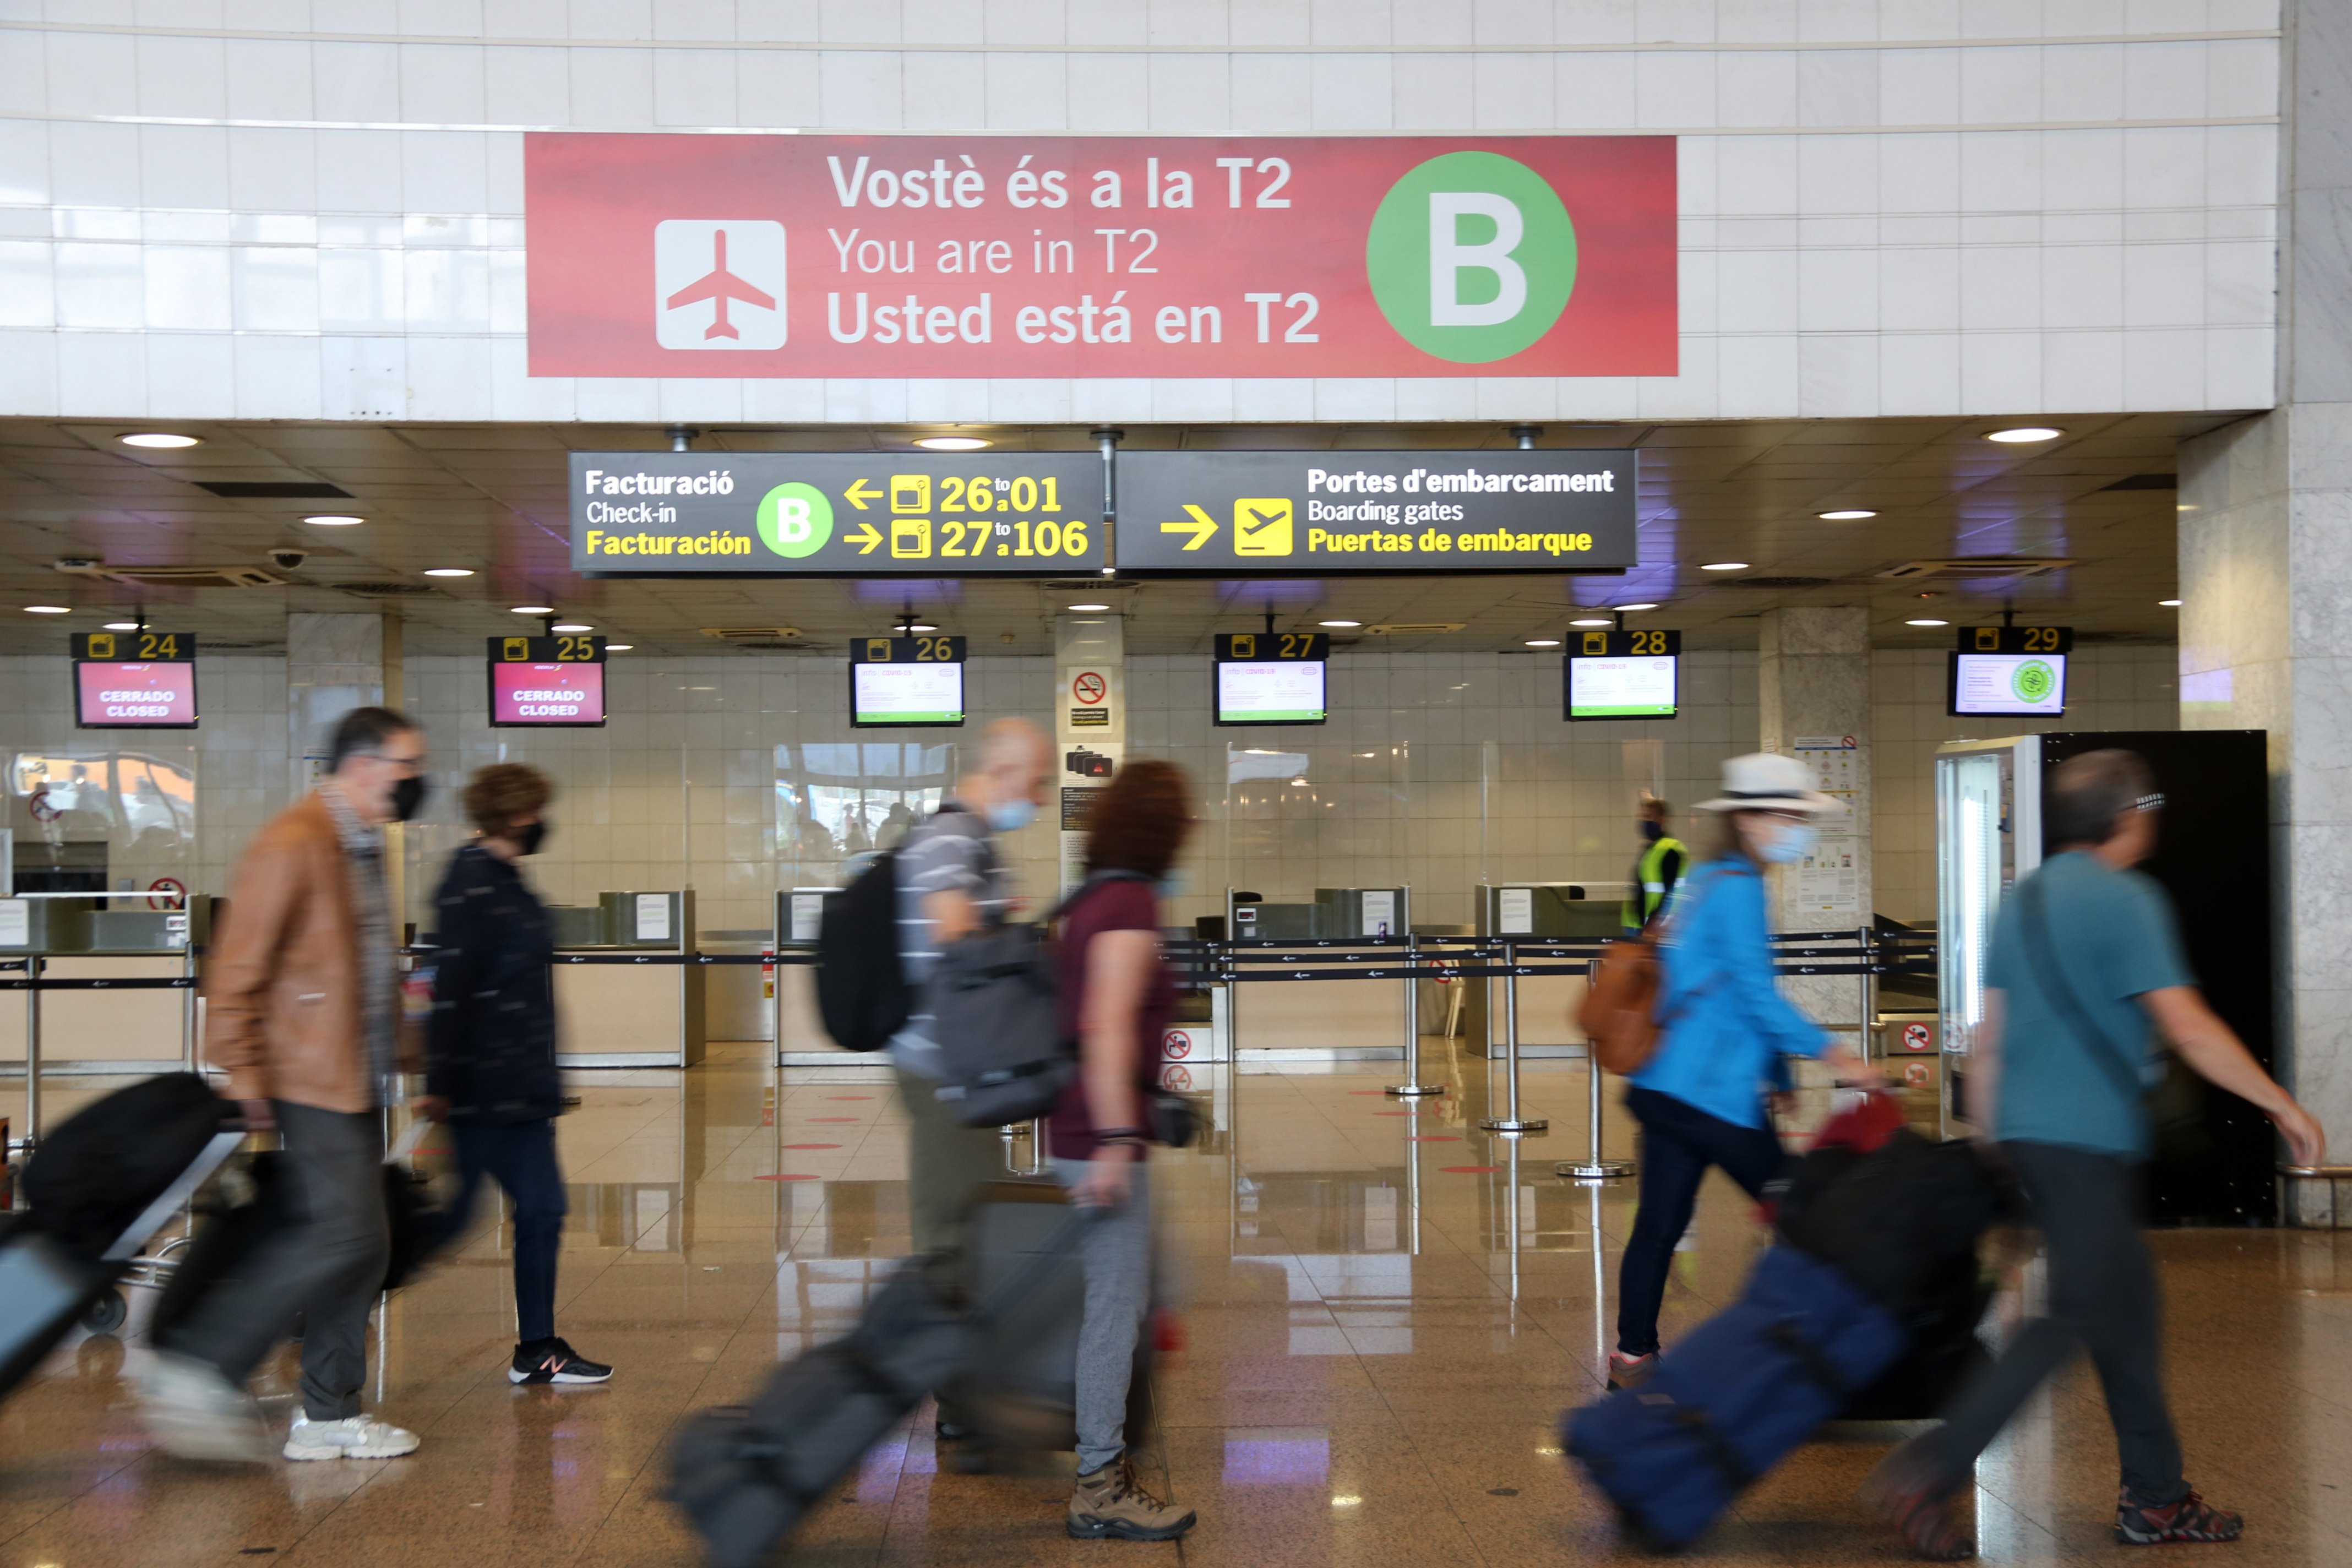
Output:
[1050, 759, 1197, 1543]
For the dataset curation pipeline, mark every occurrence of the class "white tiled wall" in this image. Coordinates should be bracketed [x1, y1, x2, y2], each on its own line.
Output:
[0, 2, 2282, 423]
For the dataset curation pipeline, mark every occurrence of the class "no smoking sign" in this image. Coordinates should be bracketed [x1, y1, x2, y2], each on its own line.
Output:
[1072, 671, 1107, 705]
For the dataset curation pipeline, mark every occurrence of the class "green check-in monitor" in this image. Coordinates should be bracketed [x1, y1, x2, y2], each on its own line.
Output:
[851, 635, 967, 728]
[1564, 629, 1679, 720]
[1213, 631, 1329, 727]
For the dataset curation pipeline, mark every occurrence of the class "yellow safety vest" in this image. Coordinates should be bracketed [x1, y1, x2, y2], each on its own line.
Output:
[1621, 835, 1687, 929]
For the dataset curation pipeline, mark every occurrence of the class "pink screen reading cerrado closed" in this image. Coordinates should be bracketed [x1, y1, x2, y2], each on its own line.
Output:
[77, 662, 197, 726]
[492, 661, 605, 724]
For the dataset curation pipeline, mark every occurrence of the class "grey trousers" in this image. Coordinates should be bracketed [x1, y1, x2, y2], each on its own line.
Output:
[892, 1065, 1006, 1260]
[1052, 1157, 1153, 1474]
[167, 1101, 389, 1422]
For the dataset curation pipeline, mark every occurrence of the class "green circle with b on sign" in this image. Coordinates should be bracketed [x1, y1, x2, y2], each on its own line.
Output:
[2013, 659, 2056, 703]
[756, 482, 833, 559]
[1366, 151, 1577, 364]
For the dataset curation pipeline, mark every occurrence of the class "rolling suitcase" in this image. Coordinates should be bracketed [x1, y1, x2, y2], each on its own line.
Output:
[0, 1125, 247, 1398]
[1563, 1245, 1909, 1550]
[667, 1203, 1093, 1568]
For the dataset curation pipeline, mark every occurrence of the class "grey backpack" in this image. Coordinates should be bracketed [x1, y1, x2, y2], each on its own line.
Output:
[928, 871, 1149, 1130]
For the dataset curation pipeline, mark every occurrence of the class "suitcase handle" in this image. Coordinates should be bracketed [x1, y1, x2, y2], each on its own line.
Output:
[101, 1129, 247, 1264]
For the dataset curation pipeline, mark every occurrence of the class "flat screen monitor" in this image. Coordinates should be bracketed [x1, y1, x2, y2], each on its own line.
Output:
[1948, 651, 2066, 716]
[1215, 660, 1328, 726]
[852, 658, 966, 727]
[75, 661, 198, 728]
[490, 661, 607, 726]
[1565, 653, 1677, 720]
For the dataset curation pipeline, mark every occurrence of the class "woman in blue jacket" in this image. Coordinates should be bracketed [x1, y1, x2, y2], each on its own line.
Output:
[1608, 753, 1879, 1390]
[413, 764, 611, 1387]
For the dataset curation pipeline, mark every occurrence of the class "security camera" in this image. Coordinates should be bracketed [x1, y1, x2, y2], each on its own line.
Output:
[268, 548, 308, 570]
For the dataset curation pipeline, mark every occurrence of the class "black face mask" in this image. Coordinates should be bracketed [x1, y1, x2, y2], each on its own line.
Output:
[514, 820, 549, 857]
[1641, 819, 1663, 843]
[390, 774, 428, 824]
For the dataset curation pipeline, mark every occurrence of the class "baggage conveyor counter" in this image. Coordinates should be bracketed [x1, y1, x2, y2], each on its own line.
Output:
[548, 891, 707, 1069]
[0, 895, 203, 1077]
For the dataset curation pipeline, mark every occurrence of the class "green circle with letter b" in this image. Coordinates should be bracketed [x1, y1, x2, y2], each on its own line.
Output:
[1366, 151, 1577, 364]
[756, 482, 832, 559]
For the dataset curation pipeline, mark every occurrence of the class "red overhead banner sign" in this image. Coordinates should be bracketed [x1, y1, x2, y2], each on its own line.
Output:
[524, 134, 1675, 380]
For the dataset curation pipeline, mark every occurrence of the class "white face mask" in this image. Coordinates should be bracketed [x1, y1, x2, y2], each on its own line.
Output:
[1758, 818, 1817, 865]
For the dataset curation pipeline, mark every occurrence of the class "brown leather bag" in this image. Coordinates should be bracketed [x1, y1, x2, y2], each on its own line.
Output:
[1578, 933, 1665, 1075]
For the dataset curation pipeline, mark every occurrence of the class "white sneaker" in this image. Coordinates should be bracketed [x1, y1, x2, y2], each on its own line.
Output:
[138, 1352, 271, 1463]
[282, 1413, 420, 1461]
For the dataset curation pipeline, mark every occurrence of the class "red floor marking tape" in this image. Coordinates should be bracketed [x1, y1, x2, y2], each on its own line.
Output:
[1372, 1110, 1428, 1117]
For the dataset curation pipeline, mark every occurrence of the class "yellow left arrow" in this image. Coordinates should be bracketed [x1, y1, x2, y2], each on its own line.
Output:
[845, 478, 881, 509]
[846, 521, 883, 554]
[1160, 504, 1218, 551]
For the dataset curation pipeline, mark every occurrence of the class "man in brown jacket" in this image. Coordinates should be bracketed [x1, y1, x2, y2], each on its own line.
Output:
[141, 707, 431, 1463]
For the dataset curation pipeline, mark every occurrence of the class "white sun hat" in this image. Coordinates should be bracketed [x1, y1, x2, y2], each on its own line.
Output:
[1695, 752, 1836, 814]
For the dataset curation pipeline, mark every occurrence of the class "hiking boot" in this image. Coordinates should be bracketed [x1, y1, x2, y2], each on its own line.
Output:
[1606, 1350, 1658, 1391]
[1068, 1457, 1197, 1541]
[2115, 1488, 2242, 1545]
[1861, 1442, 1975, 1561]
[509, 1337, 613, 1385]
[137, 1352, 270, 1464]
[282, 1413, 420, 1461]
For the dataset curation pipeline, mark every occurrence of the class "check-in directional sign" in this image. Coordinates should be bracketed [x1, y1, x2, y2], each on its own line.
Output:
[1114, 450, 1639, 575]
[569, 452, 1105, 575]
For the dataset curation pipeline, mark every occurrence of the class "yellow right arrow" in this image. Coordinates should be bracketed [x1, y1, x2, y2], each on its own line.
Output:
[1160, 504, 1217, 551]
[846, 522, 883, 554]
[845, 478, 881, 509]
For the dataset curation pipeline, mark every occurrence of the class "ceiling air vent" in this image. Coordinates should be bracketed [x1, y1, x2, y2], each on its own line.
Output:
[59, 563, 290, 589]
[701, 627, 804, 642]
[734, 640, 825, 651]
[335, 581, 442, 597]
[1875, 558, 2075, 581]
[1363, 622, 1467, 636]
[202, 640, 287, 652]
[192, 481, 353, 499]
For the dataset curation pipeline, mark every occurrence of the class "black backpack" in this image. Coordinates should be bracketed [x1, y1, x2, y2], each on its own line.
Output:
[815, 850, 906, 1052]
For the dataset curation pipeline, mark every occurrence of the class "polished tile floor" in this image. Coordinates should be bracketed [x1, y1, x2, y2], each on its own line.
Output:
[6, 1042, 2352, 1567]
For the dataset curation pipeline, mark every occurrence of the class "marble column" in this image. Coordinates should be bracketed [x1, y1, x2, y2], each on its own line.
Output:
[286, 611, 406, 920]
[2177, 1, 2352, 1219]
[1757, 607, 1874, 1031]
[1053, 613, 1124, 894]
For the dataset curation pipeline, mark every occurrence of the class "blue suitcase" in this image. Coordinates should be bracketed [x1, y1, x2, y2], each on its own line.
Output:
[1563, 1245, 1908, 1550]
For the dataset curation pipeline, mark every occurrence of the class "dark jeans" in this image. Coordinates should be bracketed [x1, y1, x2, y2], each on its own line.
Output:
[438, 1117, 569, 1344]
[167, 1101, 388, 1420]
[1615, 1086, 1788, 1357]
[1921, 1141, 2186, 1506]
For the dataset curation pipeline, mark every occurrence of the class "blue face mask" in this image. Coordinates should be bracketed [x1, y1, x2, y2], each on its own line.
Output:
[1759, 820, 1818, 865]
[986, 798, 1037, 834]
[1157, 867, 1188, 901]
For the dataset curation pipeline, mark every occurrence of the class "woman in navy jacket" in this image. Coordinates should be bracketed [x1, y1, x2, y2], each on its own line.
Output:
[1608, 753, 1880, 1390]
[414, 764, 611, 1386]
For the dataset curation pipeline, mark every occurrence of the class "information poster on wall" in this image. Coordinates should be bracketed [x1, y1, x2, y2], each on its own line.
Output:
[1498, 887, 1534, 935]
[635, 894, 672, 943]
[1790, 736, 1864, 924]
[1362, 889, 1397, 938]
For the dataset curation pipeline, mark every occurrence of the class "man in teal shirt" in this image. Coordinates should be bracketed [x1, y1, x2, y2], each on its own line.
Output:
[1866, 750, 2323, 1560]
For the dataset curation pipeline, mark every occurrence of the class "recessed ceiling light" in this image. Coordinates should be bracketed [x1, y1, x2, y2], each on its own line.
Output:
[1065, 603, 1112, 613]
[510, 605, 554, 615]
[303, 514, 363, 526]
[1905, 618, 1950, 627]
[24, 605, 70, 614]
[1984, 426, 2063, 443]
[907, 623, 938, 632]
[1525, 638, 1562, 647]
[1819, 509, 1877, 521]
[118, 432, 200, 449]
[1700, 562, 1748, 571]
[423, 568, 473, 578]
[1569, 617, 1613, 628]
[552, 622, 592, 633]
[1317, 619, 1361, 628]
[912, 435, 992, 451]
[605, 644, 633, 651]
[2160, 598, 2182, 607]
[103, 621, 138, 631]
[1613, 602, 1659, 612]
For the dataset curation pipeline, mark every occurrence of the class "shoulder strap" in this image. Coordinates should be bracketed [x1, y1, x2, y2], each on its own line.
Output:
[1050, 868, 1152, 924]
[2016, 872, 2146, 1104]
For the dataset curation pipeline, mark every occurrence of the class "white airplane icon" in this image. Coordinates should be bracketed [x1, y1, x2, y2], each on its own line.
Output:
[663, 228, 776, 340]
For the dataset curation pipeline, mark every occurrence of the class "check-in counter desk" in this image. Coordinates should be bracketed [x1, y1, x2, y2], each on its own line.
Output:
[1466, 882, 1628, 1058]
[1223, 887, 1411, 1061]
[0, 897, 202, 1074]
[550, 891, 706, 1069]
[775, 887, 857, 1065]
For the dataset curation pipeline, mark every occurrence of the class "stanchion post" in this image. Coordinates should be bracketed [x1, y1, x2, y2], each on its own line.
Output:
[21, 956, 40, 1157]
[1386, 928, 1441, 1097]
[1562, 957, 1632, 1180]
[1479, 940, 1547, 1134]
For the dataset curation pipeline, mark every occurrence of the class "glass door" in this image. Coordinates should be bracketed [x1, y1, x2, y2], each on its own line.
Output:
[1935, 745, 2015, 1061]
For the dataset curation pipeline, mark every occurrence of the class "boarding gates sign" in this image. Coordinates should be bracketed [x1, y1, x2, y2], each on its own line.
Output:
[525, 134, 1676, 379]
[1116, 450, 1639, 574]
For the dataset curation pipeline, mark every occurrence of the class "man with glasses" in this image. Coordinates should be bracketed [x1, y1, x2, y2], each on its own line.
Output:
[141, 707, 433, 1463]
[1865, 749, 2324, 1559]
